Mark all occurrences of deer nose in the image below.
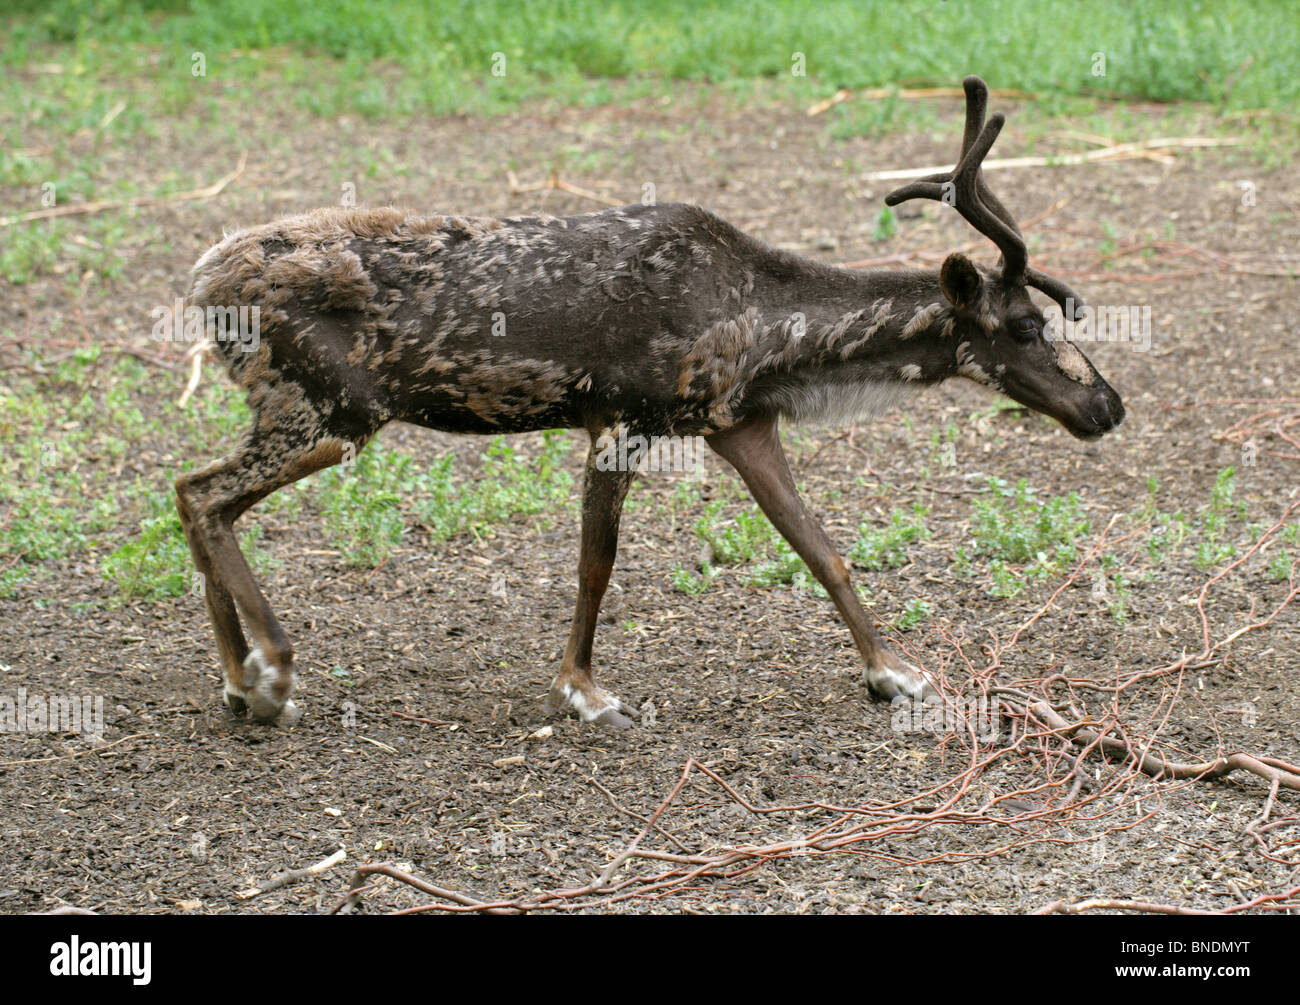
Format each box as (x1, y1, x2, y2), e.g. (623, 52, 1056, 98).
(1094, 387, 1125, 431)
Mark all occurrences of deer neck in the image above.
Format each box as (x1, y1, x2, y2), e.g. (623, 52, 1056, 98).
(730, 261, 961, 425)
(748, 261, 961, 379)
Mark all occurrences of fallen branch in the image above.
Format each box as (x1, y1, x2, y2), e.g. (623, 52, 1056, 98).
(507, 168, 624, 208)
(1034, 886, 1300, 915)
(863, 137, 1241, 182)
(236, 848, 347, 900)
(1026, 700, 1300, 792)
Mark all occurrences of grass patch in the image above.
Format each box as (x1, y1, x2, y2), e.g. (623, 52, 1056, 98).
(3, 0, 1298, 123)
(972, 476, 1089, 564)
(967, 476, 1090, 598)
(101, 489, 273, 602)
(850, 505, 931, 570)
(313, 430, 576, 567)
(0, 339, 580, 600)
(678, 497, 823, 596)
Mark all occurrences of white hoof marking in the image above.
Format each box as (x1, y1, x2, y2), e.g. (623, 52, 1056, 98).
(242, 647, 296, 721)
(552, 681, 627, 723)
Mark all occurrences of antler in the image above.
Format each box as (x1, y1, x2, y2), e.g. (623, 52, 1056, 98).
(884, 76, 1085, 321)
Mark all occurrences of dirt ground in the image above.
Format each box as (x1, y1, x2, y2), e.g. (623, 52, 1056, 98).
(2, 87, 1298, 914)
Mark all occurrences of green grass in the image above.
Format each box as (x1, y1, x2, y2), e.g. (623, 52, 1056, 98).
(954, 468, 1282, 613)
(682, 496, 932, 600)
(850, 505, 931, 570)
(1266, 525, 1300, 582)
(680, 498, 824, 596)
(3, 2, 1295, 288)
(0, 340, 580, 601)
(1194, 466, 1245, 570)
(99, 430, 577, 597)
(3, 0, 1298, 122)
(0, 346, 163, 597)
(101, 489, 274, 602)
(4, 338, 1289, 633)
(313, 430, 576, 567)
(966, 476, 1090, 598)
(890, 597, 930, 632)
(971, 477, 1090, 565)
(695, 500, 775, 566)
(0, 215, 135, 285)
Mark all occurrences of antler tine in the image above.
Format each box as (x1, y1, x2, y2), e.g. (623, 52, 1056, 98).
(886, 107, 1028, 281)
(960, 81, 1084, 316)
(959, 75, 989, 160)
(885, 75, 1090, 317)
(1025, 266, 1087, 322)
(884, 77, 998, 208)
(881, 174, 950, 204)
(967, 82, 1083, 317)
(962, 75, 1024, 241)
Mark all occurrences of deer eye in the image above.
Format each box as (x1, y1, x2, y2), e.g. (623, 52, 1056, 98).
(1011, 317, 1040, 341)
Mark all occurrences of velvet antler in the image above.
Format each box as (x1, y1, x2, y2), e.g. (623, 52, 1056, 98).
(885, 76, 1086, 321)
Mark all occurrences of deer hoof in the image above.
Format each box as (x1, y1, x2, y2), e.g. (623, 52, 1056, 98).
(863, 656, 938, 703)
(242, 647, 297, 723)
(543, 686, 567, 716)
(223, 684, 249, 716)
(546, 679, 637, 729)
(593, 706, 635, 730)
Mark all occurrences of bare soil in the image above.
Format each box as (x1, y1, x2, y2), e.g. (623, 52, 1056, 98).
(2, 88, 1297, 914)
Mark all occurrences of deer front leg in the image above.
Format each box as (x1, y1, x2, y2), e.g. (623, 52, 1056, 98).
(707, 415, 937, 702)
(545, 431, 638, 729)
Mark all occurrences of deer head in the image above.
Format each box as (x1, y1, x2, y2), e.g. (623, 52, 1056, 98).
(884, 76, 1125, 440)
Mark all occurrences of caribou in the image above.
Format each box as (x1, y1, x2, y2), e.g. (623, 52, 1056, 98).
(177, 76, 1123, 728)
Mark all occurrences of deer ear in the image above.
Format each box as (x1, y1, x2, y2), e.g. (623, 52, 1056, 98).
(939, 253, 982, 311)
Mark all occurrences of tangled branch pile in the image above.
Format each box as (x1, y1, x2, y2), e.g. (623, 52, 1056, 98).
(338, 406, 1300, 916)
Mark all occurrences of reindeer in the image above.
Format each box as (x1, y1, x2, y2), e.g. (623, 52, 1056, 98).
(177, 76, 1123, 728)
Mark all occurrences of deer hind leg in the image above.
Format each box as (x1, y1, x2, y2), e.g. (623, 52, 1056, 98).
(177, 418, 366, 723)
(545, 431, 638, 729)
(177, 494, 252, 714)
(707, 415, 937, 702)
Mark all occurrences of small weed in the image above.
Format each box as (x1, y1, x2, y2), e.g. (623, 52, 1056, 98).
(102, 490, 274, 602)
(890, 598, 930, 632)
(850, 505, 931, 570)
(872, 205, 897, 242)
(689, 500, 821, 595)
(1194, 467, 1241, 570)
(315, 431, 577, 567)
(672, 561, 715, 595)
(971, 477, 1089, 566)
